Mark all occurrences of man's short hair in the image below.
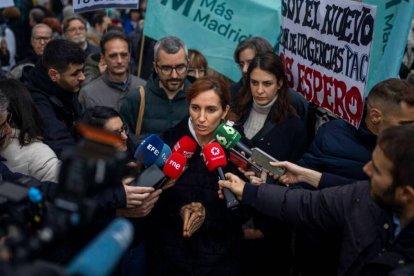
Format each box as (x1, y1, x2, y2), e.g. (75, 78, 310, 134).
(367, 78, 414, 112)
(378, 124, 414, 188)
(0, 90, 9, 114)
(91, 11, 106, 27)
(62, 15, 87, 33)
(100, 31, 128, 54)
(29, 8, 45, 24)
(42, 39, 85, 72)
(31, 23, 52, 38)
(233, 36, 273, 64)
(154, 36, 188, 62)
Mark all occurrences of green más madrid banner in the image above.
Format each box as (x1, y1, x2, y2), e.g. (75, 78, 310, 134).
(144, 0, 281, 82)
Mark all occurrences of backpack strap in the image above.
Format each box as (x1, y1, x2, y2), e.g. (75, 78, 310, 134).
(135, 86, 145, 136)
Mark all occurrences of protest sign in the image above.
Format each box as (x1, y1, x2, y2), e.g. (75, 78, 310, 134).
(73, 0, 138, 13)
(363, 0, 414, 95)
(144, 0, 281, 81)
(279, 0, 376, 127)
(0, 0, 14, 9)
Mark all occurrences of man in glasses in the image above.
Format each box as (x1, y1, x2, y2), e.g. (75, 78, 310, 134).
(120, 36, 192, 139)
(78, 31, 145, 112)
(10, 23, 52, 79)
(62, 15, 100, 57)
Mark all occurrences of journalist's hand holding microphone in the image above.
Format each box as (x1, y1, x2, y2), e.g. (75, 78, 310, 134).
(218, 173, 246, 200)
(219, 162, 323, 199)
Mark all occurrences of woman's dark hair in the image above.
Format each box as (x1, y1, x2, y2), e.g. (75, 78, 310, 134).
(80, 106, 121, 128)
(234, 52, 296, 124)
(80, 106, 136, 158)
(187, 75, 230, 110)
(188, 49, 208, 70)
(0, 78, 43, 145)
(233, 36, 273, 64)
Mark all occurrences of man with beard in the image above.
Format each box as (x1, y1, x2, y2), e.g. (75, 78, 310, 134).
(62, 15, 100, 57)
(78, 31, 145, 111)
(120, 36, 192, 139)
(21, 39, 85, 158)
(219, 124, 414, 276)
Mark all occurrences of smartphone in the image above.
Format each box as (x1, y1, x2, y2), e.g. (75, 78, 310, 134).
(229, 149, 261, 175)
(131, 164, 166, 188)
(251, 148, 286, 176)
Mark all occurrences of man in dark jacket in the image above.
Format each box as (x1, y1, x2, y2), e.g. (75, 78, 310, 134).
(21, 39, 85, 158)
(219, 124, 414, 276)
(298, 78, 414, 180)
(120, 36, 191, 139)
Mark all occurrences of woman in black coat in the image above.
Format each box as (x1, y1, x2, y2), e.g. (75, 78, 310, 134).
(232, 52, 308, 275)
(146, 76, 248, 276)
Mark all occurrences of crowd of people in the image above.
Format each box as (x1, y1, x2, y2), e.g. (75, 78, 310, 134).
(0, 1, 414, 275)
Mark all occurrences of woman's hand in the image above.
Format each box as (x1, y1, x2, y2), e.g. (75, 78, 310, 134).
(180, 202, 206, 238)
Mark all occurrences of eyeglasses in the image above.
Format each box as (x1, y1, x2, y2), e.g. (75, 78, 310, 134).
(110, 124, 129, 136)
(33, 36, 52, 42)
(66, 26, 86, 33)
(156, 63, 188, 76)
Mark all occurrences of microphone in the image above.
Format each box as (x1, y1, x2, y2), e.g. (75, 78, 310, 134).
(133, 134, 164, 166)
(154, 143, 172, 168)
(213, 124, 252, 157)
(172, 135, 197, 159)
(66, 218, 133, 276)
(202, 142, 239, 209)
(162, 152, 187, 179)
(132, 152, 187, 189)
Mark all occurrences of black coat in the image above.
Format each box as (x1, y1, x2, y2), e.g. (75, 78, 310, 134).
(242, 178, 414, 276)
(20, 62, 83, 158)
(146, 118, 248, 276)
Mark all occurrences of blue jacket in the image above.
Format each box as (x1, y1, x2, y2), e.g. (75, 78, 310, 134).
(298, 118, 376, 180)
(242, 179, 414, 276)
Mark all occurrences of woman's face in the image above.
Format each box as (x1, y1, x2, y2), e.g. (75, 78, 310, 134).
(189, 89, 229, 143)
(104, 116, 128, 151)
(238, 48, 256, 78)
(250, 68, 282, 106)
